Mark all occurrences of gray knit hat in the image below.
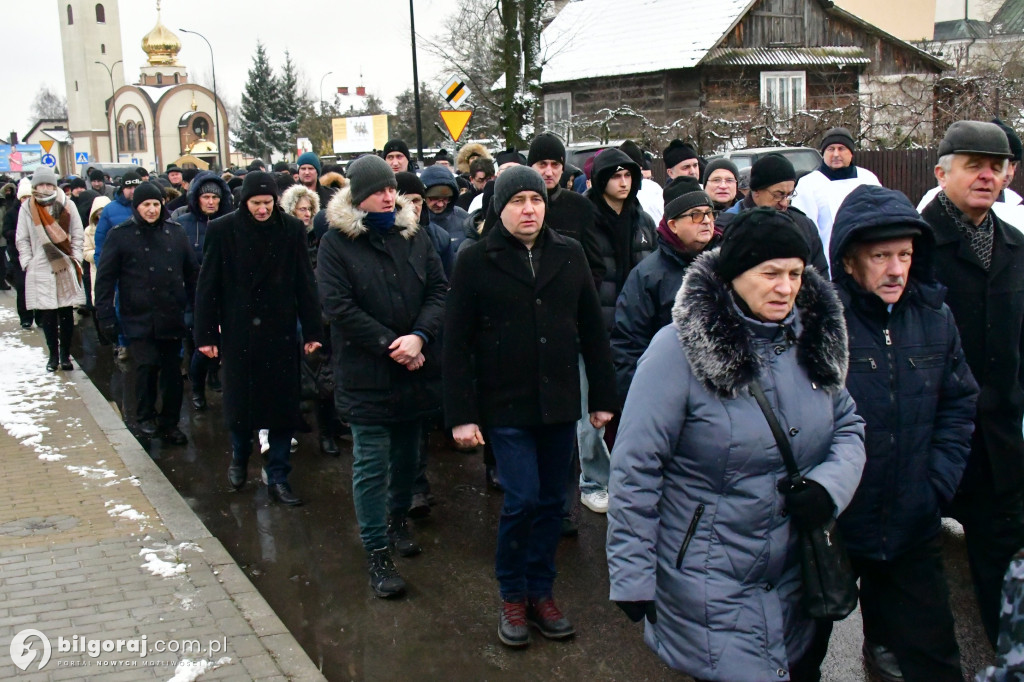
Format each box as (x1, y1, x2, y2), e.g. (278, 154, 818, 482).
(347, 154, 397, 206)
(31, 167, 59, 188)
(492, 165, 547, 216)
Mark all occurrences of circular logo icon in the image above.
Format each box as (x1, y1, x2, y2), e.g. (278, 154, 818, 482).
(9, 629, 51, 671)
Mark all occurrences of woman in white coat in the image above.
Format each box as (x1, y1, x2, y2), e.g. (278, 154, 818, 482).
(16, 167, 85, 371)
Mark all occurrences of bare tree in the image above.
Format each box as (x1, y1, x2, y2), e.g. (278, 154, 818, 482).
(31, 86, 68, 122)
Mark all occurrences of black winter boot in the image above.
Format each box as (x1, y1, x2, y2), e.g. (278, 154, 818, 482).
(367, 548, 406, 598)
(387, 516, 422, 557)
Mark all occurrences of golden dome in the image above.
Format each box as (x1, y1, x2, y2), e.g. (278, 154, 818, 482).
(141, 10, 181, 66)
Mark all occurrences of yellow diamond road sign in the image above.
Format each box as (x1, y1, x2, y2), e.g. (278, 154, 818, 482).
(440, 76, 470, 108)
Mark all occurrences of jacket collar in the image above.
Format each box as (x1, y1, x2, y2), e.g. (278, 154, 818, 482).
(485, 223, 570, 291)
(922, 196, 1024, 277)
(325, 186, 419, 240)
(671, 248, 849, 397)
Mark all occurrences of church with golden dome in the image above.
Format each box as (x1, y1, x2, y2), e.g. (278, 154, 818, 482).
(58, 0, 229, 171)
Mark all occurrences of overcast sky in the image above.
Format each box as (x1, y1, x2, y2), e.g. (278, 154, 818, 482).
(2, 0, 456, 140)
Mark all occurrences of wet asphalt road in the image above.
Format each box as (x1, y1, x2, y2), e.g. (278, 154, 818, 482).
(71, 320, 994, 681)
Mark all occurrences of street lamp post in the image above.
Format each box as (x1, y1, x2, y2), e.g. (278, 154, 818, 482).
(95, 59, 123, 162)
(409, 0, 424, 164)
(179, 28, 223, 170)
(319, 71, 333, 116)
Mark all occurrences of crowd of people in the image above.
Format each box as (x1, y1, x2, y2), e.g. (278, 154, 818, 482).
(4, 117, 1024, 681)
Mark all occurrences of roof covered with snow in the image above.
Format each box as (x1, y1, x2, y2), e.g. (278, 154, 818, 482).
(539, 0, 756, 84)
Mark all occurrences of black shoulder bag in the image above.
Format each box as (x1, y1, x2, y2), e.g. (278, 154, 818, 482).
(749, 380, 858, 621)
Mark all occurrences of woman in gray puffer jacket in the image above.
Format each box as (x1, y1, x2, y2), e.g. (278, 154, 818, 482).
(607, 208, 865, 682)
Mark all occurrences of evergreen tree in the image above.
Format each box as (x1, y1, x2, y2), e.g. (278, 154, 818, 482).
(235, 41, 285, 161)
(275, 50, 305, 157)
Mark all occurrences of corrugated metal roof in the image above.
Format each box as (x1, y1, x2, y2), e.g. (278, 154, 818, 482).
(932, 19, 992, 40)
(992, 0, 1024, 34)
(704, 46, 871, 67)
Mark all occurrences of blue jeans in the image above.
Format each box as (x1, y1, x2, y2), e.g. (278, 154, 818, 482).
(350, 421, 421, 552)
(487, 423, 575, 601)
(576, 355, 610, 494)
(231, 428, 293, 486)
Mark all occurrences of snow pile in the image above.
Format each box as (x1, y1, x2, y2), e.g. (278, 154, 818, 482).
(166, 656, 232, 682)
(139, 542, 203, 578)
(0, 328, 70, 457)
(67, 464, 118, 479)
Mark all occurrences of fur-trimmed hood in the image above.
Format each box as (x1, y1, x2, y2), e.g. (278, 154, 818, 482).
(280, 184, 320, 231)
(325, 185, 420, 240)
(671, 248, 848, 397)
(456, 143, 492, 174)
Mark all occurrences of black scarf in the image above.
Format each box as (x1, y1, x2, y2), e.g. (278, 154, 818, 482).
(818, 160, 858, 181)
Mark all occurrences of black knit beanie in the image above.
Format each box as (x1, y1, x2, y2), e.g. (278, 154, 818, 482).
(492, 165, 547, 216)
(495, 148, 526, 167)
(132, 181, 165, 208)
(240, 171, 279, 204)
(347, 154, 397, 206)
(382, 139, 412, 162)
(198, 181, 222, 197)
(702, 158, 740, 186)
(395, 171, 425, 198)
(820, 127, 856, 153)
(663, 139, 697, 169)
(527, 134, 566, 166)
(663, 177, 712, 220)
(749, 154, 796, 191)
(717, 207, 810, 282)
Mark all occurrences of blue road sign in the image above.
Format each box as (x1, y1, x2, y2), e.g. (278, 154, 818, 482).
(75, 152, 89, 164)
(41, 154, 57, 167)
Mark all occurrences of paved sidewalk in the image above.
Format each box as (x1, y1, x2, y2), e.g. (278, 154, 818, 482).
(0, 295, 326, 681)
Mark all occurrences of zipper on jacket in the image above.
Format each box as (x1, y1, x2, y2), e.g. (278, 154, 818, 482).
(908, 353, 944, 368)
(883, 328, 892, 346)
(850, 356, 877, 370)
(527, 249, 535, 278)
(675, 504, 705, 569)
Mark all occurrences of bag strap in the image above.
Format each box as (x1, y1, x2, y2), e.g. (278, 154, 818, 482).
(748, 380, 802, 485)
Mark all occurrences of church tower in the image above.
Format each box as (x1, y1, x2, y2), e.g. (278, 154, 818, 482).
(57, 0, 125, 162)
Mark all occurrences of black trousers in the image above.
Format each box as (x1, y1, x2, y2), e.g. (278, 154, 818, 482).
(850, 538, 962, 681)
(38, 307, 74, 358)
(81, 260, 93, 308)
(129, 338, 183, 429)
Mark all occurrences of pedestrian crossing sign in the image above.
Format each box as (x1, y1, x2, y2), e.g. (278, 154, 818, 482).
(76, 152, 89, 164)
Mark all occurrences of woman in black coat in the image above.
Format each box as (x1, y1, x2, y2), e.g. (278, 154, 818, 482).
(193, 172, 322, 505)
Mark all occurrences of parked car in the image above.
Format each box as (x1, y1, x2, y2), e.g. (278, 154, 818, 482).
(706, 146, 822, 180)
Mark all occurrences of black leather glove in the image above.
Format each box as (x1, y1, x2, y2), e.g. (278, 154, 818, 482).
(784, 479, 834, 532)
(615, 600, 657, 624)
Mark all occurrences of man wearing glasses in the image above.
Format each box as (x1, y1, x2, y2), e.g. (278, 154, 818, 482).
(723, 153, 828, 273)
(610, 176, 720, 401)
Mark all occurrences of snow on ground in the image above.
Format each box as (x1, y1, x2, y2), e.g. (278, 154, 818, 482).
(138, 542, 203, 578)
(166, 656, 232, 682)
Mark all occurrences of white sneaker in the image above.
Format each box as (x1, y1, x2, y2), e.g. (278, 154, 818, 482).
(580, 489, 609, 514)
(258, 429, 270, 454)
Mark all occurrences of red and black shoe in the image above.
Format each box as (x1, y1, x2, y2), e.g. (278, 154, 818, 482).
(527, 597, 576, 639)
(498, 599, 530, 647)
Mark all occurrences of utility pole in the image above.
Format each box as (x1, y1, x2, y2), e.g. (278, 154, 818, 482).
(409, 0, 425, 164)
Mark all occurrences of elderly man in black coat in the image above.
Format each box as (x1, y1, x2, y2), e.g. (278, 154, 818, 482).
(444, 166, 617, 649)
(193, 172, 322, 507)
(830, 185, 978, 682)
(317, 155, 446, 600)
(95, 181, 199, 445)
(920, 120, 1024, 648)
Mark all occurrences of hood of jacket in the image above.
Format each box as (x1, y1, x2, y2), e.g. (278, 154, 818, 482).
(590, 148, 642, 206)
(186, 171, 234, 219)
(829, 184, 936, 285)
(420, 165, 460, 215)
(456, 143, 491, 174)
(325, 186, 420, 240)
(672, 247, 848, 397)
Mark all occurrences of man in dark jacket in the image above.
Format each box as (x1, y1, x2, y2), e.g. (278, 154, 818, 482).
(89, 168, 115, 198)
(579, 148, 655, 514)
(831, 184, 978, 682)
(93, 172, 140, 265)
(444, 165, 617, 648)
(920, 120, 1024, 648)
(722, 154, 828, 274)
(95, 182, 199, 446)
(611, 177, 720, 401)
(296, 151, 337, 210)
(528, 133, 593, 244)
(177, 171, 233, 410)
(421, 164, 474, 254)
(194, 172, 323, 507)
(318, 155, 446, 599)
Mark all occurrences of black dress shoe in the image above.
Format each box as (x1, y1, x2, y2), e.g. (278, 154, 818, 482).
(46, 356, 58, 372)
(320, 435, 340, 457)
(191, 392, 207, 411)
(862, 642, 904, 682)
(228, 463, 247, 490)
(268, 482, 303, 506)
(160, 426, 188, 446)
(136, 420, 159, 438)
(59, 357, 74, 371)
(20, 322, 33, 329)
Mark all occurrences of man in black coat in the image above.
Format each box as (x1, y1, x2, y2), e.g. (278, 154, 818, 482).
(921, 120, 1024, 648)
(444, 165, 617, 649)
(528, 133, 594, 244)
(611, 177, 720, 401)
(193, 172, 323, 507)
(579, 148, 655, 514)
(95, 182, 199, 445)
(831, 185, 978, 682)
(318, 155, 446, 599)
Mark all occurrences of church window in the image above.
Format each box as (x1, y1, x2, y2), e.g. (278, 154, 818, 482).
(67, 5, 73, 24)
(156, 74, 163, 85)
(74, 81, 78, 92)
(126, 122, 136, 152)
(101, 44, 106, 54)
(174, 74, 180, 84)
(137, 122, 146, 151)
(117, 125, 126, 151)
(95, 4, 105, 23)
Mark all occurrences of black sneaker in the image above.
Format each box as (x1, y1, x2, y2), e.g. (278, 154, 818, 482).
(367, 548, 406, 598)
(498, 600, 530, 648)
(387, 516, 422, 557)
(527, 597, 576, 639)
